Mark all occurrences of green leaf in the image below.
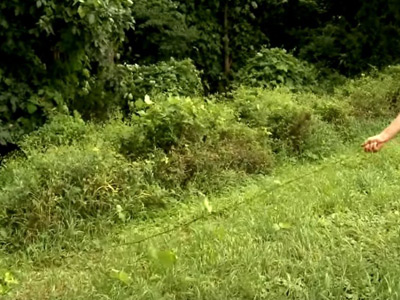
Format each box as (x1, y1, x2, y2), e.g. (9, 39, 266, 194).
(279, 222, 292, 230)
(157, 250, 177, 267)
(204, 198, 212, 213)
(272, 223, 281, 231)
(0, 228, 7, 239)
(144, 95, 154, 105)
(110, 270, 131, 285)
(77, 6, 86, 18)
(0, 285, 6, 295)
(27, 103, 37, 114)
(88, 14, 96, 24)
(4, 272, 18, 285)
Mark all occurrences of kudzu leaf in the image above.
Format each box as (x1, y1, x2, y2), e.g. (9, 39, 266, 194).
(157, 250, 177, 267)
(204, 198, 212, 213)
(27, 103, 37, 114)
(110, 269, 131, 285)
(279, 222, 292, 229)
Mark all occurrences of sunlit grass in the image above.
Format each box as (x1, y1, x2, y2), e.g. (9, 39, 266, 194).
(3, 139, 400, 299)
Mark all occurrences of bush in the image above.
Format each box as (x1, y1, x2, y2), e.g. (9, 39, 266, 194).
(115, 95, 234, 158)
(153, 124, 274, 191)
(19, 112, 89, 153)
(0, 94, 276, 250)
(234, 47, 318, 91)
(336, 66, 400, 118)
(0, 146, 125, 248)
(233, 88, 314, 154)
(110, 58, 203, 106)
(0, 144, 172, 250)
(300, 119, 343, 160)
(126, 96, 274, 191)
(294, 93, 353, 125)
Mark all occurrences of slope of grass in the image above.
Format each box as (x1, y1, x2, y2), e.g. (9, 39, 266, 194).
(2, 68, 400, 299)
(3, 136, 400, 299)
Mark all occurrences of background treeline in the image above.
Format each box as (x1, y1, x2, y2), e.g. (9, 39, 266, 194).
(1, 0, 400, 146)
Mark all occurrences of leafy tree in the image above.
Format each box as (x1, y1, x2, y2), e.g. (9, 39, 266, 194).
(297, 0, 400, 74)
(179, 0, 271, 92)
(0, 0, 134, 144)
(122, 0, 197, 64)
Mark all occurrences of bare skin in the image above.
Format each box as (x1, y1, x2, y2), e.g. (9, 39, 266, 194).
(363, 114, 400, 152)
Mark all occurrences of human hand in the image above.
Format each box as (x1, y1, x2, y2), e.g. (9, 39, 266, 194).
(362, 133, 390, 153)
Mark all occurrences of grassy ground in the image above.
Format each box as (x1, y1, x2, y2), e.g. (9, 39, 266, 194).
(3, 132, 400, 299)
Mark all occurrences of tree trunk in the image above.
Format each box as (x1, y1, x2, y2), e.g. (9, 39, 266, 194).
(223, 1, 231, 77)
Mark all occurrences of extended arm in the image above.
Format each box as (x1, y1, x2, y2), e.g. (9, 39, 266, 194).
(363, 114, 400, 152)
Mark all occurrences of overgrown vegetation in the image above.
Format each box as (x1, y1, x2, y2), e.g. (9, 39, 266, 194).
(2, 0, 400, 298)
(1, 68, 400, 254)
(3, 118, 400, 300)
(234, 48, 318, 91)
(2, 0, 400, 141)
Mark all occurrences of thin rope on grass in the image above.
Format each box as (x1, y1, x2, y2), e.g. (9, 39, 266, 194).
(115, 153, 356, 248)
(111, 138, 400, 249)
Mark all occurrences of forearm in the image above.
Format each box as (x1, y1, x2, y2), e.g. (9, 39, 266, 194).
(381, 114, 400, 141)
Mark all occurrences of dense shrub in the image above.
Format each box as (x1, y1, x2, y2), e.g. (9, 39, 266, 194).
(153, 124, 274, 191)
(19, 113, 89, 153)
(0, 94, 275, 250)
(300, 118, 343, 160)
(233, 88, 314, 154)
(0, 145, 170, 250)
(3, 67, 400, 251)
(294, 93, 353, 125)
(234, 48, 318, 91)
(336, 66, 400, 118)
(110, 59, 203, 106)
(111, 95, 233, 158)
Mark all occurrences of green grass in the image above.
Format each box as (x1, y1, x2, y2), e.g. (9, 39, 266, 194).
(3, 136, 400, 299)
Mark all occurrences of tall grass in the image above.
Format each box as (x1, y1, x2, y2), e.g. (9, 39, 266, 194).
(1, 67, 400, 253)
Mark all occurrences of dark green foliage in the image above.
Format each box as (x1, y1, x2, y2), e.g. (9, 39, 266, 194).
(297, 0, 400, 75)
(178, 0, 270, 91)
(2, 0, 400, 141)
(0, 0, 134, 141)
(111, 59, 203, 106)
(123, 0, 197, 63)
(235, 48, 318, 91)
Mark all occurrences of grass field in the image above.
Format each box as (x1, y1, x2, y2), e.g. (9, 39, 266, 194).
(3, 129, 400, 299)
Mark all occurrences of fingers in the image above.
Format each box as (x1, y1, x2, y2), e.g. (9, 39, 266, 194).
(362, 138, 373, 152)
(363, 140, 385, 153)
(371, 142, 378, 152)
(362, 137, 375, 148)
(362, 135, 379, 152)
(363, 141, 374, 152)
